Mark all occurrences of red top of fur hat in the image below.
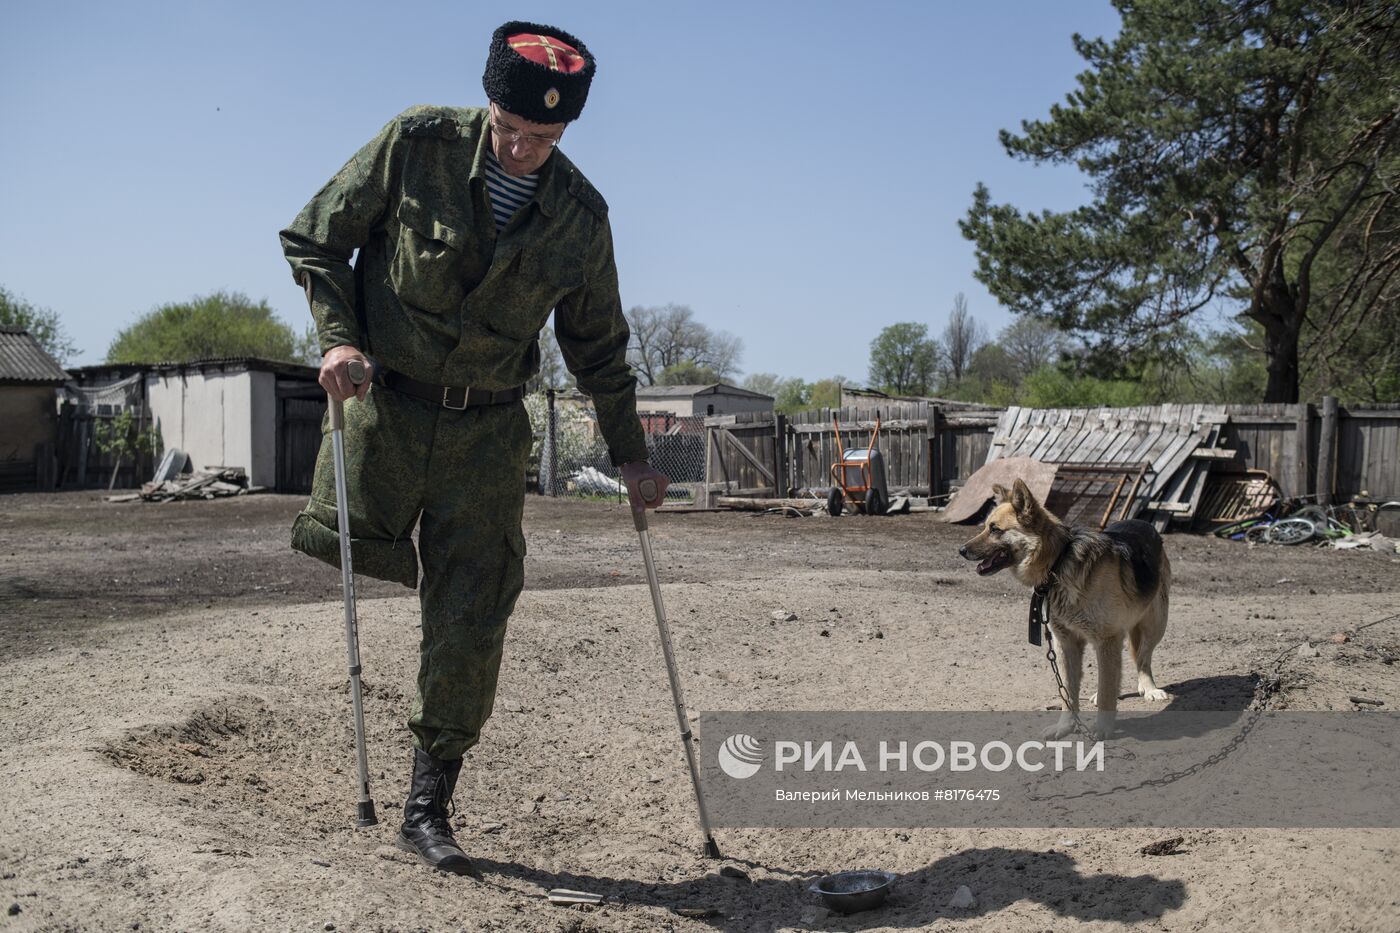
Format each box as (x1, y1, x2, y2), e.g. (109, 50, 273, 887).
(506, 33, 587, 73)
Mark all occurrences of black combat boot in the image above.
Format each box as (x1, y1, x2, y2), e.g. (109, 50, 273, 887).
(396, 748, 480, 877)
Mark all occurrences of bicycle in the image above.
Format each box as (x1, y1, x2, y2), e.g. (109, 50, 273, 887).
(1216, 496, 1398, 547)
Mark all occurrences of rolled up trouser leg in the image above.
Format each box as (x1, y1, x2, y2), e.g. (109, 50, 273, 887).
(408, 400, 532, 761)
(290, 387, 426, 589)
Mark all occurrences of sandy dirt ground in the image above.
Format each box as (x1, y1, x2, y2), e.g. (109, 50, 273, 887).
(2, 491, 1398, 932)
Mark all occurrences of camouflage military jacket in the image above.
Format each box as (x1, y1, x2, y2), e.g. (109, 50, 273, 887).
(281, 104, 647, 464)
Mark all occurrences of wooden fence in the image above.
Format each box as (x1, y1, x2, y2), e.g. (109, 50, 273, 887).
(703, 411, 783, 499)
(1224, 400, 1400, 500)
(55, 403, 157, 491)
(701, 403, 1001, 503)
(701, 398, 1400, 508)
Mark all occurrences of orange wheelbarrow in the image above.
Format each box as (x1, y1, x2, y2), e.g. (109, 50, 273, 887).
(827, 414, 890, 517)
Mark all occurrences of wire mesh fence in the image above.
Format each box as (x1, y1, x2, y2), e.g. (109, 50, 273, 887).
(527, 391, 707, 503)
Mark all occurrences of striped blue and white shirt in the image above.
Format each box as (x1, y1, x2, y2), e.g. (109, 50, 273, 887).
(484, 150, 539, 233)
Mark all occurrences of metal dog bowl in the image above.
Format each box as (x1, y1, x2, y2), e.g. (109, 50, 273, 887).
(808, 869, 897, 914)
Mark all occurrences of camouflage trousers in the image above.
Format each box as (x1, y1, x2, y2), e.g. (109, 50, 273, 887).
(291, 384, 531, 760)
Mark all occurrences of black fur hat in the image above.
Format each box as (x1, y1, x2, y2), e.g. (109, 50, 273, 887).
(482, 21, 596, 124)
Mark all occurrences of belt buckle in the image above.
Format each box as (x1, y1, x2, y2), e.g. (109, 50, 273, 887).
(442, 386, 469, 410)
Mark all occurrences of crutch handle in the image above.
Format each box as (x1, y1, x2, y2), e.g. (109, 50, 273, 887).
(328, 359, 368, 431)
(632, 478, 659, 532)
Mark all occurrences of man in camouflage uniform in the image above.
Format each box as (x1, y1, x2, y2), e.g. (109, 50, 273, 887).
(281, 21, 668, 877)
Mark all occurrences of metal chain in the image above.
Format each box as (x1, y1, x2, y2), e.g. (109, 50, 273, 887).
(1028, 610, 1400, 802)
(1043, 630, 1094, 739)
(1033, 576, 1094, 739)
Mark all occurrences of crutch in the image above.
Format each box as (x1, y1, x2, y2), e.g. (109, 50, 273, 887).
(329, 357, 377, 828)
(633, 479, 721, 858)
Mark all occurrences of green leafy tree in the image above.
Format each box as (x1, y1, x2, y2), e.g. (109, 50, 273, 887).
(296, 324, 322, 368)
(1296, 243, 1400, 403)
(962, 0, 1400, 403)
(0, 286, 76, 364)
(93, 408, 160, 490)
(741, 372, 782, 397)
(997, 317, 1071, 381)
(1133, 325, 1269, 403)
(107, 291, 316, 364)
(950, 343, 1020, 405)
(658, 359, 721, 385)
(523, 390, 597, 472)
(808, 377, 846, 410)
(743, 372, 811, 413)
(868, 323, 939, 395)
(1020, 366, 1146, 408)
(773, 379, 812, 414)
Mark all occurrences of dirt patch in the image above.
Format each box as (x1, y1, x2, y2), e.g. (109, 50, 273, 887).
(1, 492, 1398, 931)
(102, 698, 266, 786)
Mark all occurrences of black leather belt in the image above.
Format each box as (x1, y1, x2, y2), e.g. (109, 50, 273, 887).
(378, 368, 525, 409)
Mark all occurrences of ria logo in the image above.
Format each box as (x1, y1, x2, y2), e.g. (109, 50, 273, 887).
(717, 734, 765, 779)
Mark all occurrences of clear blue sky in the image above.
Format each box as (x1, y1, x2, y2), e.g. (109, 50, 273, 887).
(0, 0, 1122, 382)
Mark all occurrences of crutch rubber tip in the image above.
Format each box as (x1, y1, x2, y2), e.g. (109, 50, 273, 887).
(356, 801, 379, 828)
(703, 837, 722, 859)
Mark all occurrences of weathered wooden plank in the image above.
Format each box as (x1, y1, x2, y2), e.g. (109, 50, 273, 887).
(1318, 396, 1339, 505)
(1010, 422, 1046, 459)
(1177, 425, 1223, 520)
(719, 429, 774, 487)
(1339, 409, 1400, 419)
(789, 419, 924, 434)
(1148, 429, 1207, 504)
(1098, 420, 1145, 465)
(1292, 403, 1311, 498)
(705, 485, 771, 496)
(1059, 422, 1095, 463)
(1121, 423, 1168, 471)
(1091, 418, 1126, 464)
(706, 417, 776, 431)
(1037, 411, 1086, 460)
(716, 496, 823, 511)
(1069, 417, 1116, 464)
(1228, 413, 1307, 425)
(1148, 428, 1199, 480)
(985, 408, 1019, 462)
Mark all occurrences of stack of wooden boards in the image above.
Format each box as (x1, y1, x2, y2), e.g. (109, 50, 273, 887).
(107, 467, 263, 503)
(982, 404, 1233, 530)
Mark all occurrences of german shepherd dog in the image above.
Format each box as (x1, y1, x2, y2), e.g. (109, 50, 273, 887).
(959, 479, 1171, 739)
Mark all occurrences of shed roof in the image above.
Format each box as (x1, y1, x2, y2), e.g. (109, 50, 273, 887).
(68, 356, 320, 382)
(635, 383, 773, 401)
(0, 327, 69, 384)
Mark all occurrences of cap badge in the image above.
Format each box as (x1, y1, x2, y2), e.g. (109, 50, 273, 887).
(543, 87, 561, 109)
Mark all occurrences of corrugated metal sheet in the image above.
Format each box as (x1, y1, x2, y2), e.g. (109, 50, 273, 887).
(0, 327, 68, 383)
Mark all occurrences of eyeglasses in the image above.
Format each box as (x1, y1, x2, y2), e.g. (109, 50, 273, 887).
(489, 110, 562, 149)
